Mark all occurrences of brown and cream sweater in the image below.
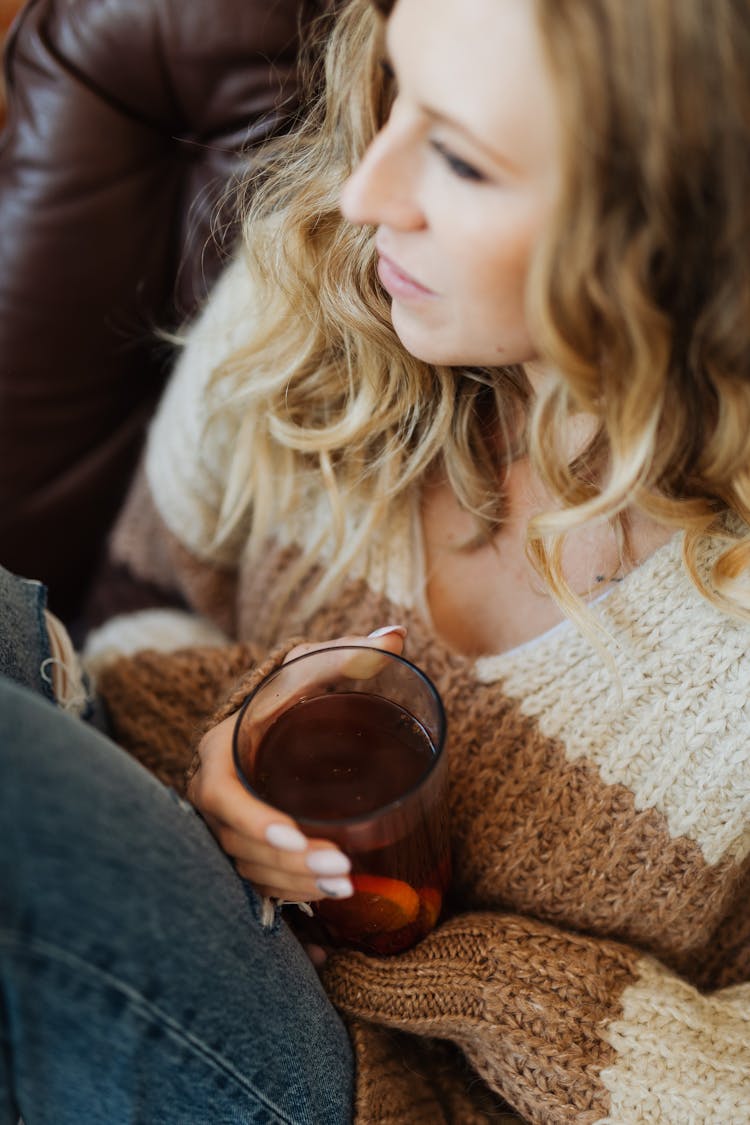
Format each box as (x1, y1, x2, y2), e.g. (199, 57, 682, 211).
(91, 262, 750, 1124)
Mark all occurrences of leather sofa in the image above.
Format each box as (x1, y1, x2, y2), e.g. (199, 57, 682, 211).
(0, 0, 327, 623)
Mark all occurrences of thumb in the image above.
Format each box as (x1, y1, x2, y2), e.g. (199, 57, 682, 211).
(284, 625, 407, 679)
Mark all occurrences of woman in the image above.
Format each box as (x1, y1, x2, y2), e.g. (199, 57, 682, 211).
(4, 0, 750, 1121)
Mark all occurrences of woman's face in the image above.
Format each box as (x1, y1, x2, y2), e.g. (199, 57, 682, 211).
(340, 0, 561, 368)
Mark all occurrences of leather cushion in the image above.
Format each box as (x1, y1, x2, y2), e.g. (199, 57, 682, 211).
(0, 0, 316, 618)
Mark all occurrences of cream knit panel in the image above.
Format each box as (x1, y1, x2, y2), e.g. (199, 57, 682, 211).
(146, 255, 256, 568)
(596, 958, 750, 1124)
(269, 489, 420, 612)
(476, 534, 750, 867)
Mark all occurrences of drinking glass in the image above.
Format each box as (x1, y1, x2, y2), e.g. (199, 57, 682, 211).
(233, 645, 450, 955)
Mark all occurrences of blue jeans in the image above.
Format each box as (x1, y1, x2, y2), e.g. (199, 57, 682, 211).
(0, 568, 354, 1124)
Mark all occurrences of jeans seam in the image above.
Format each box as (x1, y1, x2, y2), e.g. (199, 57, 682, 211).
(32, 581, 56, 705)
(0, 933, 299, 1125)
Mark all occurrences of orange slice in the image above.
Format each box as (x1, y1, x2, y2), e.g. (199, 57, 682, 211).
(417, 885, 443, 930)
(320, 874, 420, 938)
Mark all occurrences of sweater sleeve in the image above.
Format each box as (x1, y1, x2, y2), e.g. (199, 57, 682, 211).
(100, 252, 259, 623)
(142, 252, 260, 570)
(96, 635, 303, 792)
(322, 909, 750, 1124)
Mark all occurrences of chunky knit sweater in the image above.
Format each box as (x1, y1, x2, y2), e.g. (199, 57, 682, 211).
(93, 261, 750, 1124)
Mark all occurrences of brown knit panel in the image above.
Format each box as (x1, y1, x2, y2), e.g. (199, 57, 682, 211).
(164, 534, 239, 639)
(235, 540, 358, 648)
(325, 912, 641, 1124)
(349, 1020, 448, 1125)
(348, 1020, 524, 1124)
(288, 573, 401, 648)
(99, 637, 305, 793)
(109, 468, 239, 636)
(439, 664, 742, 971)
(687, 854, 750, 990)
(281, 578, 743, 973)
(202, 637, 307, 730)
(97, 642, 261, 792)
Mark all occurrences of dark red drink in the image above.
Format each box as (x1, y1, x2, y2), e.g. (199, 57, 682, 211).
(253, 692, 434, 820)
(233, 646, 449, 954)
(252, 691, 450, 953)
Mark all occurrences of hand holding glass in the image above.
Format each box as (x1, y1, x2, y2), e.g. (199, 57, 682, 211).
(233, 646, 450, 955)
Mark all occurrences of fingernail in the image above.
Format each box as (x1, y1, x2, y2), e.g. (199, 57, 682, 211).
(367, 625, 407, 639)
(266, 824, 308, 852)
(306, 849, 351, 876)
(317, 877, 354, 898)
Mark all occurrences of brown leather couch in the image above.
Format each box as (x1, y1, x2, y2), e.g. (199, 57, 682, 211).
(0, 0, 326, 624)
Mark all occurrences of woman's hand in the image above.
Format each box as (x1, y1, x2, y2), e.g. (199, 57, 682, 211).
(187, 627, 406, 903)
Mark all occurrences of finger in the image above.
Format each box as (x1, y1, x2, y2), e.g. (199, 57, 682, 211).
(192, 715, 311, 849)
(234, 860, 321, 901)
(213, 825, 351, 881)
(192, 717, 354, 900)
(248, 881, 303, 901)
(236, 860, 353, 902)
(284, 624, 407, 679)
(193, 733, 352, 862)
(246, 626, 408, 731)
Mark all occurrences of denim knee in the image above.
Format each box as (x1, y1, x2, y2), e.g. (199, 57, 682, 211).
(0, 564, 54, 701)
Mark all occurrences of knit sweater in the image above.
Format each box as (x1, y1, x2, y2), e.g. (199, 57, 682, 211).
(94, 260, 750, 1124)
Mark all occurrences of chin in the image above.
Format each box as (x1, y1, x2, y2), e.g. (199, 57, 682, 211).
(390, 310, 504, 368)
(391, 306, 538, 368)
(391, 317, 460, 366)
(396, 337, 483, 367)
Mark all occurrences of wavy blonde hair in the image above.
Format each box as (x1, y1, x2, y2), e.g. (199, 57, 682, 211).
(210, 0, 750, 632)
(207, 0, 527, 627)
(526, 0, 750, 623)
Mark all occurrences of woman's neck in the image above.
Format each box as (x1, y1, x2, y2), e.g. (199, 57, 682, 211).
(420, 454, 673, 659)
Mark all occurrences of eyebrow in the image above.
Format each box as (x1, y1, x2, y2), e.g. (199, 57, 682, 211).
(419, 104, 522, 175)
(382, 40, 521, 176)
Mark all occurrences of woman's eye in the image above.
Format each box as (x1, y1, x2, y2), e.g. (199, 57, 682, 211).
(378, 57, 399, 106)
(379, 58, 396, 84)
(430, 140, 486, 183)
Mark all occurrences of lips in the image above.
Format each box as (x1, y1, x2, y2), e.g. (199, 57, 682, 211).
(376, 247, 437, 300)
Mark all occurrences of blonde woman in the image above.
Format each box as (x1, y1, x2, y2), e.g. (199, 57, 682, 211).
(3, 0, 750, 1121)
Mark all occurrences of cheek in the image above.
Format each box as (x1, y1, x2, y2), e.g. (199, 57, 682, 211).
(473, 222, 536, 308)
(456, 223, 541, 362)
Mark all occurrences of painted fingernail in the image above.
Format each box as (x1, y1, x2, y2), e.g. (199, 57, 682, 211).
(265, 824, 308, 852)
(317, 877, 354, 898)
(306, 849, 351, 876)
(367, 625, 407, 638)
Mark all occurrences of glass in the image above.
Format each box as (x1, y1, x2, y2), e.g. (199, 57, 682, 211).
(233, 645, 450, 954)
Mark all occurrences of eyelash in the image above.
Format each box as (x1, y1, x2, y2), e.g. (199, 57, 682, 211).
(379, 58, 396, 82)
(377, 58, 486, 184)
(429, 140, 486, 183)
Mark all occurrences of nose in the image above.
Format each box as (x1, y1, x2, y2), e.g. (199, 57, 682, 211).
(340, 109, 425, 231)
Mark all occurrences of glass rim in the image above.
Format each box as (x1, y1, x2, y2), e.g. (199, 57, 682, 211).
(232, 644, 447, 829)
